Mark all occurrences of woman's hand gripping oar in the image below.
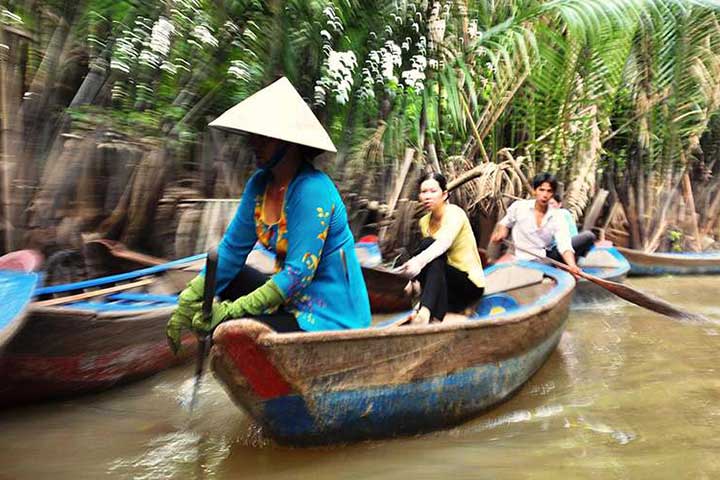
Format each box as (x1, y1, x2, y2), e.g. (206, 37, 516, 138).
(501, 240, 709, 323)
(189, 247, 218, 415)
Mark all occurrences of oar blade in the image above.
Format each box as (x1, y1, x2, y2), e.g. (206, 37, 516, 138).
(588, 276, 709, 322)
(504, 239, 710, 323)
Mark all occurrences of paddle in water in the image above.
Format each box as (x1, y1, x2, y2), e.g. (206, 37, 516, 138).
(189, 247, 219, 414)
(501, 240, 709, 323)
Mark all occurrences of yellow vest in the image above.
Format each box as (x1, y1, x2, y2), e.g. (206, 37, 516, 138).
(419, 204, 485, 288)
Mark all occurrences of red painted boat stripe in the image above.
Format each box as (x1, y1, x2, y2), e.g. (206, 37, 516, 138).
(0, 337, 194, 383)
(223, 335, 291, 399)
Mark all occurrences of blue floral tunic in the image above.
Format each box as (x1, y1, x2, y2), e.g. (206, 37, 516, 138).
(213, 162, 371, 331)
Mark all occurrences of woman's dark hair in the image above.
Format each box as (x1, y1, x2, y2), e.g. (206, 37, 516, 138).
(532, 172, 558, 192)
(552, 192, 563, 203)
(299, 145, 323, 159)
(418, 172, 448, 192)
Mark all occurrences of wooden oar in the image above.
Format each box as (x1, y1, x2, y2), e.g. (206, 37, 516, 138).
(189, 247, 218, 415)
(502, 240, 709, 322)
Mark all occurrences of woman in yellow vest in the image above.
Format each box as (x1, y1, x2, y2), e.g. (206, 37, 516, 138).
(395, 173, 485, 324)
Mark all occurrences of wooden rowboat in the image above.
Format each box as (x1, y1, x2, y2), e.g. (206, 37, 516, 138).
(0, 256, 204, 408)
(209, 261, 575, 445)
(616, 246, 720, 276)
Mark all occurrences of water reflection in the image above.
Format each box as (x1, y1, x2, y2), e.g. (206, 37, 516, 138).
(1, 277, 720, 478)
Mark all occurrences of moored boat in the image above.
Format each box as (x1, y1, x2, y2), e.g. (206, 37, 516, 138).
(209, 261, 575, 445)
(0, 255, 203, 408)
(616, 246, 720, 276)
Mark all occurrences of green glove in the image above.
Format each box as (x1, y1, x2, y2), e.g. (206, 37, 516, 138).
(166, 275, 205, 354)
(191, 280, 285, 333)
(190, 301, 234, 334)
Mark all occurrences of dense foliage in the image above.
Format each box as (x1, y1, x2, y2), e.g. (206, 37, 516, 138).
(2, 0, 720, 254)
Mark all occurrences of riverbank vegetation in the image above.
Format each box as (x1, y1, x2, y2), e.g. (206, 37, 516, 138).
(2, 0, 720, 265)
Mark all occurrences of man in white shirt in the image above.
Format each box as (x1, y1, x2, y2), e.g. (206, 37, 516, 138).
(490, 173, 595, 275)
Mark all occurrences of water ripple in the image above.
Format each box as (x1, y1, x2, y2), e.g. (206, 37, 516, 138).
(107, 430, 231, 479)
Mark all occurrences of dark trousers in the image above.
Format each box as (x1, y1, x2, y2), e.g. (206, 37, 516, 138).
(219, 266, 302, 333)
(414, 238, 484, 321)
(546, 231, 596, 263)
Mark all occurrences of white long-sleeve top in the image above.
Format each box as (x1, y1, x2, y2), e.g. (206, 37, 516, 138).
(498, 199, 574, 260)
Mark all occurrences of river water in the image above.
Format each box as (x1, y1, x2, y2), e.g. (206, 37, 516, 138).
(1, 276, 719, 479)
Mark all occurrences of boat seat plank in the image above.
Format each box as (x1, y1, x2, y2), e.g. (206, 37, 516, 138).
(485, 264, 544, 295)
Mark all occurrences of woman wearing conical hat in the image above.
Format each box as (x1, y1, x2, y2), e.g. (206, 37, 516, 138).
(166, 78, 371, 352)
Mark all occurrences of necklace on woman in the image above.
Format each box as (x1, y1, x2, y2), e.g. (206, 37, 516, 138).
(270, 180, 288, 196)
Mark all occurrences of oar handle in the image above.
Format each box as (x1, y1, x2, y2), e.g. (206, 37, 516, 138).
(501, 240, 589, 279)
(202, 248, 219, 322)
(190, 247, 218, 414)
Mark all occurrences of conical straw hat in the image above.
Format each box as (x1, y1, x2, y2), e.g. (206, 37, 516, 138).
(208, 77, 336, 153)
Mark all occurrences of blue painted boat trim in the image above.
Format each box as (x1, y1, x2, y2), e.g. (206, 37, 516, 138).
(64, 301, 175, 311)
(35, 253, 206, 295)
(0, 270, 40, 345)
(108, 293, 178, 303)
(260, 320, 566, 445)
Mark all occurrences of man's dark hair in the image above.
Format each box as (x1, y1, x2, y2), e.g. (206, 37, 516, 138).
(418, 172, 448, 192)
(532, 172, 558, 192)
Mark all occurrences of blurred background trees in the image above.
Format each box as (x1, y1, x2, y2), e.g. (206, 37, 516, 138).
(2, 0, 720, 264)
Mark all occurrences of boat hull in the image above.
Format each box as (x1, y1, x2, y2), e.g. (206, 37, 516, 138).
(0, 306, 195, 407)
(617, 247, 720, 276)
(211, 262, 574, 445)
(222, 322, 565, 445)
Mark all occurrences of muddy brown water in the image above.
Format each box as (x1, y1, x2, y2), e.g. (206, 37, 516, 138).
(1, 276, 719, 479)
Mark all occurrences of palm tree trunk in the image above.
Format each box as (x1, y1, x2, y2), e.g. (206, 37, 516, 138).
(0, 27, 16, 252)
(681, 172, 702, 251)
